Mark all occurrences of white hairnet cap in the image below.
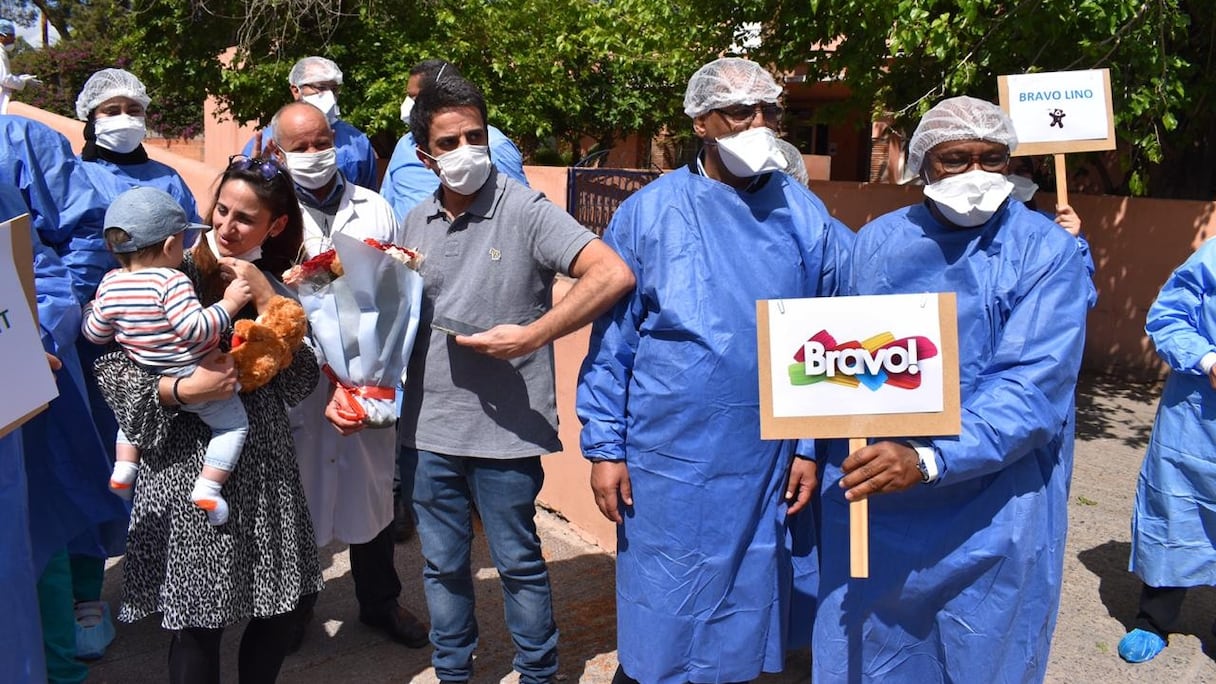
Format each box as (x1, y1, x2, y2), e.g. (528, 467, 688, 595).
(683, 57, 782, 118)
(289, 56, 343, 87)
(775, 138, 809, 185)
(75, 69, 151, 121)
(907, 96, 1018, 175)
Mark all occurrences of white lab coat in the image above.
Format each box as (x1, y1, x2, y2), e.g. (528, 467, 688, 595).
(290, 180, 408, 545)
(0, 50, 25, 114)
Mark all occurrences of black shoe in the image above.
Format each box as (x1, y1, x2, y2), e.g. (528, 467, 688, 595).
(358, 604, 429, 648)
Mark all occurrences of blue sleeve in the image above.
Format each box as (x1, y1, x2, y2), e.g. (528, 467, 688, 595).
(380, 133, 438, 222)
(32, 223, 82, 355)
(1076, 234, 1097, 309)
(0, 184, 80, 352)
(12, 133, 116, 305)
(932, 238, 1088, 485)
(1145, 240, 1216, 374)
(240, 135, 257, 158)
(489, 127, 530, 188)
(576, 204, 641, 462)
(335, 122, 378, 189)
(167, 174, 203, 224)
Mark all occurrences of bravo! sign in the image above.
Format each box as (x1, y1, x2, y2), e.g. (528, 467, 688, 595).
(998, 68, 1116, 156)
(757, 293, 960, 440)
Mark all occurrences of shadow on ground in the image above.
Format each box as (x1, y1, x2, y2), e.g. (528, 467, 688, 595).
(1075, 373, 1158, 449)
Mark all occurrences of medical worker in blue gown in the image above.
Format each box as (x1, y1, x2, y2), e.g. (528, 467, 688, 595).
(1, 115, 130, 670)
(242, 56, 379, 190)
(576, 57, 853, 684)
(380, 59, 529, 222)
(0, 183, 49, 684)
(74, 68, 202, 222)
(813, 96, 1088, 683)
(1119, 238, 1216, 663)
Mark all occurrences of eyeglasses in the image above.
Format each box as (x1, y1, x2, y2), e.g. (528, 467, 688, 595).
(714, 102, 784, 127)
(298, 82, 340, 95)
(227, 154, 285, 181)
(931, 150, 1011, 174)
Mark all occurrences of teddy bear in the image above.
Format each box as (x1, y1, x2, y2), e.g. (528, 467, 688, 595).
(229, 295, 308, 392)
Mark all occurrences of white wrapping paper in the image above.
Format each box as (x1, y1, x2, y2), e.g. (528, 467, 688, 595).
(297, 232, 423, 427)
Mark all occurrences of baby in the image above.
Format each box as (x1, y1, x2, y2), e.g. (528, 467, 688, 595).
(83, 187, 249, 525)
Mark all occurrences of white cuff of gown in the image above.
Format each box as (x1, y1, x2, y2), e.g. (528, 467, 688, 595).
(906, 439, 941, 484)
(1198, 351, 1216, 375)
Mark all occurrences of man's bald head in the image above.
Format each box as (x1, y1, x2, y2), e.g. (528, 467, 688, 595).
(271, 101, 333, 151)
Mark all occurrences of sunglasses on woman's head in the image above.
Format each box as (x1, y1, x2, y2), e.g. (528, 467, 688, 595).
(227, 154, 285, 181)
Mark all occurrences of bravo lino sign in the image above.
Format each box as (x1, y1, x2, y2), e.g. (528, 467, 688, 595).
(758, 293, 960, 439)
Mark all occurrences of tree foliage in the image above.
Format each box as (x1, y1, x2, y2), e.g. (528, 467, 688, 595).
(119, 0, 731, 161)
(718, 0, 1213, 197)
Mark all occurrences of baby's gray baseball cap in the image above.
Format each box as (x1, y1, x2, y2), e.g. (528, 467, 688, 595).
(104, 187, 207, 253)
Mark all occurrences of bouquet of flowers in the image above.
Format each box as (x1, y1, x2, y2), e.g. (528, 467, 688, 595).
(284, 233, 424, 427)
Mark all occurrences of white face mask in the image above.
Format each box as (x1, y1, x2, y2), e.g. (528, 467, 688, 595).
(424, 144, 492, 195)
(400, 96, 415, 125)
(283, 148, 338, 190)
(1007, 174, 1039, 203)
(94, 114, 147, 154)
(2, 43, 15, 54)
(923, 169, 1014, 227)
(301, 90, 339, 124)
(205, 229, 262, 262)
(714, 126, 785, 178)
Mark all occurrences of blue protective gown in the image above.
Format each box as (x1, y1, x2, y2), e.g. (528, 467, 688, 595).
(0, 185, 49, 684)
(243, 118, 378, 190)
(1130, 237, 1216, 587)
(78, 156, 202, 222)
(0, 115, 128, 567)
(813, 199, 1087, 683)
(577, 165, 852, 684)
(379, 125, 530, 222)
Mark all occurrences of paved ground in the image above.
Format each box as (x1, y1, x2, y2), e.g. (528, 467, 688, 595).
(84, 373, 1216, 683)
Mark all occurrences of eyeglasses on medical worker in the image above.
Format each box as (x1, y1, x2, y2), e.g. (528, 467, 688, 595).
(227, 154, 286, 181)
(930, 150, 1011, 174)
(715, 102, 784, 128)
(298, 82, 340, 95)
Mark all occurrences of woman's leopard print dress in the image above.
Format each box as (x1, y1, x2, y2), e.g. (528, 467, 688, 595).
(94, 261, 323, 630)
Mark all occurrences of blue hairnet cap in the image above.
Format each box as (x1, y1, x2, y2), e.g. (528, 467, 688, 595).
(0, 19, 15, 37)
(104, 187, 206, 253)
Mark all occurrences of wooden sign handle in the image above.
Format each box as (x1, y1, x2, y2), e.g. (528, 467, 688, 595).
(849, 436, 869, 578)
(1053, 154, 1069, 208)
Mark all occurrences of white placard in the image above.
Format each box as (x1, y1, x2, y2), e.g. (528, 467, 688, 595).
(765, 294, 944, 418)
(1004, 69, 1110, 145)
(0, 218, 58, 433)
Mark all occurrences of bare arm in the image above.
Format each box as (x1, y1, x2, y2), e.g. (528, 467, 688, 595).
(457, 239, 635, 359)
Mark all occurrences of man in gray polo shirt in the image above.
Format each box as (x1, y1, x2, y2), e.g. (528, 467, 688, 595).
(397, 75, 634, 684)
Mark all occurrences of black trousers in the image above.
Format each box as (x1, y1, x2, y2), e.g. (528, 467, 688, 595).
(1134, 583, 1187, 637)
(167, 599, 310, 684)
(348, 522, 402, 613)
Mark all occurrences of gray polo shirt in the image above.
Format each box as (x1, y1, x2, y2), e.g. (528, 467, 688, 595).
(398, 169, 596, 458)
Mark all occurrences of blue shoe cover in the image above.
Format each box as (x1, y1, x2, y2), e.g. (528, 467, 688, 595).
(75, 601, 116, 660)
(1118, 628, 1166, 663)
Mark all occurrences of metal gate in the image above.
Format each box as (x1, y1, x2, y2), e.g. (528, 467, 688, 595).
(566, 168, 662, 237)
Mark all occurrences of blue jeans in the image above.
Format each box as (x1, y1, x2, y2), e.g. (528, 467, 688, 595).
(400, 448, 558, 683)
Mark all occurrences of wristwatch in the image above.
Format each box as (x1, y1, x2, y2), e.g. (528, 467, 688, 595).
(909, 441, 939, 484)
